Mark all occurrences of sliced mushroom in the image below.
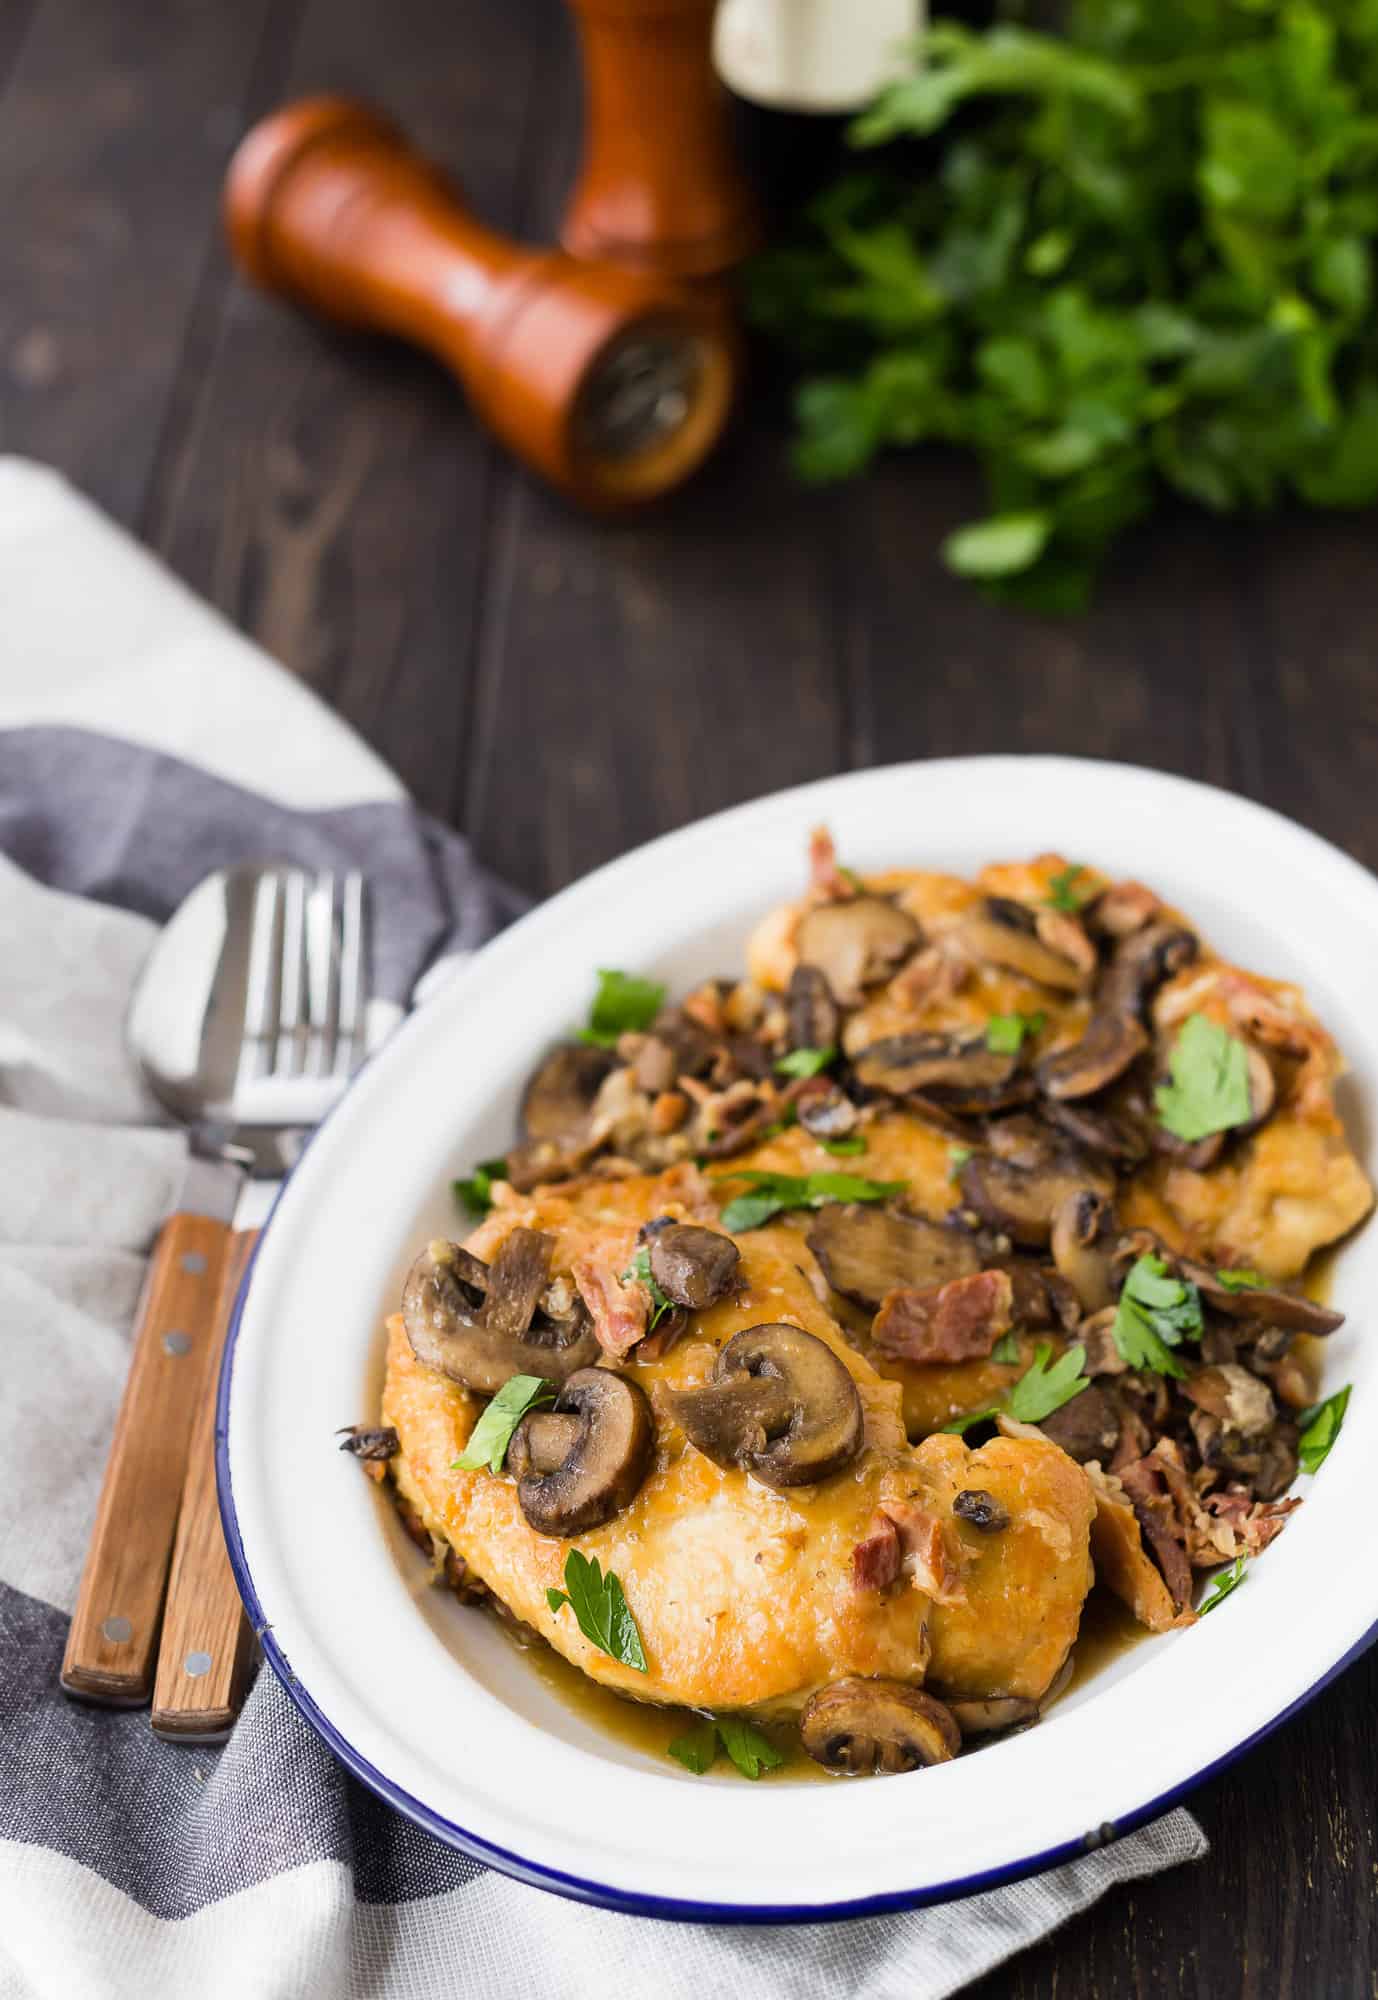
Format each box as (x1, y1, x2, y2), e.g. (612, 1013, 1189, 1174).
(795, 895, 920, 1006)
(957, 1152, 1113, 1249)
(797, 1079, 859, 1140)
(402, 1232, 599, 1395)
(1037, 1012, 1149, 1101)
(787, 962, 840, 1052)
(958, 897, 1089, 992)
(1050, 1189, 1117, 1313)
(800, 1678, 960, 1774)
(1037, 1383, 1121, 1464)
(1041, 1096, 1148, 1167)
(520, 1043, 617, 1143)
(1099, 920, 1199, 1018)
(948, 1695, 1038, 1739)
(807, 1203, 980, 1308)
(508, 1367, 653, 1537)
(641, 1220, 740, 1309)
(852, 1033, 1031, 1114)
(1173, 1258, 1343, 1336)
(664, 1323, 863, 1489)
(1152, 1125, 1225, 1171)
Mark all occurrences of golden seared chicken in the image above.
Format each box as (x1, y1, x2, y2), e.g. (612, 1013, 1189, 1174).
(384, 1166, 1096, 1765)
(365, 833, 1371, 1774)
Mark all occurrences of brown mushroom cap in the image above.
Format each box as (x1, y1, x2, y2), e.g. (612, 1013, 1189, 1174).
(806, 1203, 980, 1308)
(520, 1043, 616, 1143)
(642, 1220, 741, 1310)
(852, 1032, 1032, 1114)
(947, 1695, 1038, 1739)
(958, 898, 1088, 993)
(794, 896, 921, 1005)
(1037, 1011, 1149, 1101)
(509, 1368, 653, 1537)
(787, 963, 840, 1052)
(664, 1322, 863, 1489)
(958, 1152, 1114, 1248)
(1174, 1257, 1343, 1335)
(797, 1080, 859, 1140)
(1037, 1382, 1121, 1463)
(800, 1678, 960, 1774)
(402, 1231, 598, 1395)
(1049, 1189, 1117, 1313)
(1099, 920, 1198, 1017)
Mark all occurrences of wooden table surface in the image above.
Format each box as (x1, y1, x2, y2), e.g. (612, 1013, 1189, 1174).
(4, 0, 1375, 1989)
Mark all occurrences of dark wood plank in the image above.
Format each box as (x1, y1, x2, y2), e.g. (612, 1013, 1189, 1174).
(841, 452, 1261, 796)
(0, 0, 284, 525)
(458, 32, 847, 896)
(144, 0, 560, 822)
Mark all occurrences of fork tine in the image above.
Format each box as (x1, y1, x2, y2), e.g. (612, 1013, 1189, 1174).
(304, 872, 340, 1077)
(335, 871, 369, 1077)
(273, 870, 310, 1077)
(237, 872, 283, 1087)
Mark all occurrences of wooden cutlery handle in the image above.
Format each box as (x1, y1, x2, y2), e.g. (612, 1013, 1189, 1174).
(61, 1213, 230, 1705)
(152, 1229, 261, 1741)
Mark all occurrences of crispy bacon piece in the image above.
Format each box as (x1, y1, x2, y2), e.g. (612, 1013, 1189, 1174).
(850, 1498, 967, 1603)
(851, 1510, 901, 1592)
(572, 1250, 649, 1359)
(1204, 1486, 1302, 1559)
(808, 825, 855, 902)
(891, 937, 972, 1010)
(1117, 1453, 1193, 1610)
(872, 1269, 1014, 1365)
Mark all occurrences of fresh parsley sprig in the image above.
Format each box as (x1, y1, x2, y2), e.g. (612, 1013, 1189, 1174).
(985, 1010, 1046, 1054)
(452, 1157, 508, 1219)
(453, 1374, 553, 1475)
(1046, 865, 1088, 913)
(1199, 1554, 1247, 1615)
(668, 1714, 786, 1779)
(577, 969, 666, 1048)
(1155, 1014, 1253, 1143)
(1214, 1267, 1266, 1291)
(1298, 1384, 1351, 1475)
(820, 1134, 867, 1157)
(547, 1550, 648, 1673)
(943, 1341, 1088, 1434)
(715, 1168, 906, 1233)
(1112, 1254, 1202, 1379)
(776, 1044, 837, 1079)
(623, 1244, 675, 1333)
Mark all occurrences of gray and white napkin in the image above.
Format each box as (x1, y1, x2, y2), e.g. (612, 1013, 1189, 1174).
(0, 459, 1206, 2000)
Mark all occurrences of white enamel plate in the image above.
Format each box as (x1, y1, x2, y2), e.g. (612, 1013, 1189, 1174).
(219, 757, 1378, 1920)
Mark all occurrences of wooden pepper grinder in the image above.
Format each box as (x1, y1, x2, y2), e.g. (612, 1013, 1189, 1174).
(560, 0, 761, 278)
(224, 97, 739, 507)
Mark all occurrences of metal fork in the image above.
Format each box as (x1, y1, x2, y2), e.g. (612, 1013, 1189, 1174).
(149, 863, 373, 1740)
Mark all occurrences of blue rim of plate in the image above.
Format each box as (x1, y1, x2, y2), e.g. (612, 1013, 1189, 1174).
(213, 760, 1378, 1923)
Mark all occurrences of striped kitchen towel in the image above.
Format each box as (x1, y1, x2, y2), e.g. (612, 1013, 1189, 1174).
(0, 459, 1206, 2000)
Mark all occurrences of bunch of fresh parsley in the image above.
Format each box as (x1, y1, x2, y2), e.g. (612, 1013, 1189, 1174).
(746, 0, 1378, 608)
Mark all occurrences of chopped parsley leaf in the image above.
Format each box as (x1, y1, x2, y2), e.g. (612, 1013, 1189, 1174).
(948, 1145, 972, 1182)
(546, 1550, 647, 1672)
(623, 1244, 675, 1333)
(716, 1715, 786, 1779)
(452, 1157, 508, 1219)
(1214, 1267, 1266, 1291)
(821, 1134, 867, 1156)
(776, 1044, 837, 1079)
(667, 1718, 719, 1774)
(1154, 1013, 1252, 1143)
(715, 1169, 905, 1233)
(991, 1331, 1021, 1365)
(1046, 864, 1088, 913)
(577, 968, 666, 1048)
(1112, 1254, 1202, 1378)
(943, 1342, 1088, 1433)
(1298, 1384, 1351, 1475)
(1198, 1554, 1247, 1615)
(985, 1010, 1046, 1054)
(453, 1374, 553, 1475)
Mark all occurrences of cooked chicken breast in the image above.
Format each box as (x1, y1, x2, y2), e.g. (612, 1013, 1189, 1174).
(383, 1168, 1096, 1712)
